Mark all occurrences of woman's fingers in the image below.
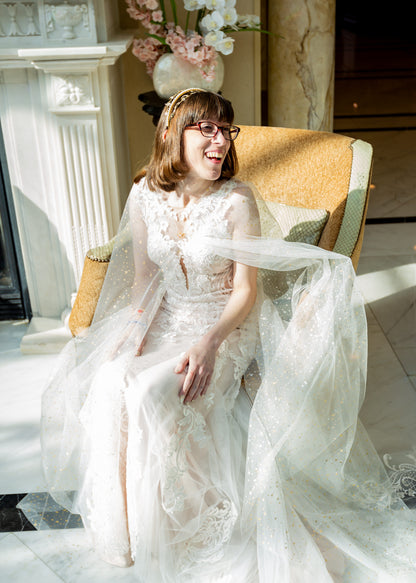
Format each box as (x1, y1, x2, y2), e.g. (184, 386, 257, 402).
(182, 366, 196, 396)
(174, 353, 189, 374)
(176, 342, 216, 402)
(183, 369, 209, 403)
(135, 337, 146, 356)
(201, 373, 211, 396)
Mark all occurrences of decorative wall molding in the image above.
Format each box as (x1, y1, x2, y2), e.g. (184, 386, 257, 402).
(45, 2, 90, 40)
(0, 7, 132, 320)
(0, 2, 41, 38)
(14, 40, 131, 72)
(58, 121, 109, 279)
(0, 0, 120, 47)
(52, 73, 94, 108)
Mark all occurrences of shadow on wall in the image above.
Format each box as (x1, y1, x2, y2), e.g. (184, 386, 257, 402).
(13, 187, 75, 319)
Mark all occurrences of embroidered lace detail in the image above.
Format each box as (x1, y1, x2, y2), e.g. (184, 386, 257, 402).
(178, 499, 238, 569)
(162, 394, 214, 513)
(384, 450, 416, 500)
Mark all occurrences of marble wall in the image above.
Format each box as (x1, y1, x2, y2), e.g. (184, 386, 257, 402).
(268, 0, 335, 131)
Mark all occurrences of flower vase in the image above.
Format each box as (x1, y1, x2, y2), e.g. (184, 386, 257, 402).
(152, 53, 224, 99)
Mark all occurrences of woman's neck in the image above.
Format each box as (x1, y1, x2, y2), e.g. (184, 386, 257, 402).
(175, 177, 217, 204)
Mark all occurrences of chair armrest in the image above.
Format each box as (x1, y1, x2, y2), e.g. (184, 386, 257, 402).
(68, 238, 116, 336)
(332, 139, 373, 269)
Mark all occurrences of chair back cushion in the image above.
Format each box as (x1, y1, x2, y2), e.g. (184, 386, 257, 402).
(235, 126, 355, 252)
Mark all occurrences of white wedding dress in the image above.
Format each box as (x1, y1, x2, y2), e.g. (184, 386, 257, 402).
(24, 178, 416, 582)
(76, 179, 260, 581)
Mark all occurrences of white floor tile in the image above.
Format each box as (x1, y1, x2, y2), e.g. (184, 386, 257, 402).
(359, 223, 416, 257)
(0, 320, 29, 352)
(360, 306, 416, 454)
(395, 346, 416, 377)
(14, 530, 137, 583)
(357, 254, 415, 378)
(347, 130, 416, 219)
(0, 349, 56, 493)
(0, 533, 63, 583)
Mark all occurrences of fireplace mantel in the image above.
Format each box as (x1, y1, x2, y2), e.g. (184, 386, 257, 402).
(0, 1, 133, 352)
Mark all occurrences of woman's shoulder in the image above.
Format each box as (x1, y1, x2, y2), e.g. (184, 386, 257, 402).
(130, 177, 160, 209)
(223, 179, 259, 211)
(221, 179, 260, 234)
(131, 176, 149, 196)
(221, 179, 256, 204)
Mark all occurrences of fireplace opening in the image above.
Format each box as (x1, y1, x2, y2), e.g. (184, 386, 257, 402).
(0, 124, 31, 321)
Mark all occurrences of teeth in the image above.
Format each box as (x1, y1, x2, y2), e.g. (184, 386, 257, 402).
(206, 152, 222, 159)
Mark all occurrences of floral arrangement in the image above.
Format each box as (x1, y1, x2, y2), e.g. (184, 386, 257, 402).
(126, 0, 264, 80)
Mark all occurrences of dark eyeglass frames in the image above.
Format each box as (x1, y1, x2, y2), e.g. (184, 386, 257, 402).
(185, 121, 240, 141)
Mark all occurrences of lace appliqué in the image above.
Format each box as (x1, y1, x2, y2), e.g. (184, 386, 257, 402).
(162, 393, 215, 513)
(178, 499, 238, 570)
(384, 450, 416, 502)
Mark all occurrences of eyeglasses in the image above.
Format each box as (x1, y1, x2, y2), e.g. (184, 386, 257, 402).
(185, 121, 240, 141)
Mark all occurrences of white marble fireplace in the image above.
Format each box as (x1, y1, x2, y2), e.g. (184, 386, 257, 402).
(0, 1, 132, 351)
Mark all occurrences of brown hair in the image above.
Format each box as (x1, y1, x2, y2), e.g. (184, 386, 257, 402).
(135, 90, 239, 191)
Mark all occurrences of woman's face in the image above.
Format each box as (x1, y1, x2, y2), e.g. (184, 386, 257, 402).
(182, 119, 231, 183)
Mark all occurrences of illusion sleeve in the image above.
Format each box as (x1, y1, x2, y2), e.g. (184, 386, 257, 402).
(92, 181, 163, 325)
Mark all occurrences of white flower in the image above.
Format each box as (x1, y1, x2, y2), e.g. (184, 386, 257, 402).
(204, 29, 225, 46)
(184, 0, 206, 10)
(224, 0, 236, 6)
(215, 35, 235, 55)
(200, 10, 224, 32)
(205, 0, 225, 10)
(238, 14, 261, 28)
(220, 7, 238, 27)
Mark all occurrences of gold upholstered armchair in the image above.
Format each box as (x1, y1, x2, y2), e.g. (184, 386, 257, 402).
(68, 126, 373, 336)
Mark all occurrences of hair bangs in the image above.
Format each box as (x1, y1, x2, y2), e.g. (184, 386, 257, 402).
(182, 92, 234, 126)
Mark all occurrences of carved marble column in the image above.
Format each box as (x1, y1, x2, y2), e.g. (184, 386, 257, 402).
(268, 0, 335, 131)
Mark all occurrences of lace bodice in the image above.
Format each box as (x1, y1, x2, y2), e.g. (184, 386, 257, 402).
(136, 179, 241, 340)
(139, 179, 236, 295)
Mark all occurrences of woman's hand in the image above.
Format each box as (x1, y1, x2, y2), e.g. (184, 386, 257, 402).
(135, 337, 146, 356)
(174, 337, 218, 404)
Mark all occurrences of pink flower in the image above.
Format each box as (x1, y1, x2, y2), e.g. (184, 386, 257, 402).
(132, 37, 163, 76)
(125, 0, 143, 20)
(144, 0, 159, 9)
(127, 2, 219, 80)
(165, 27, 217, 80)
(135, 11, 163, 35)
(152, 10, 163, 23)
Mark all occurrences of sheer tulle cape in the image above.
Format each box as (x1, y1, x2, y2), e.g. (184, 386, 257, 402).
(22, 180, 416, 582)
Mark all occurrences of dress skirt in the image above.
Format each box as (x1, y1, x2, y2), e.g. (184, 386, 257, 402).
(74, 308, 260, 583)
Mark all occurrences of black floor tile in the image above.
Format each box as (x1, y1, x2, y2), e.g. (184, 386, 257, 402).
(0, 492, 83, 532)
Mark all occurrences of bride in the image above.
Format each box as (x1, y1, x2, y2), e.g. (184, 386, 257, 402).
(36, 89, 416, 582)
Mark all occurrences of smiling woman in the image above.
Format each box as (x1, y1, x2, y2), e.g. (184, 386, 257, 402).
(182, 119, 232, 182)
(25, 88, 416, 583)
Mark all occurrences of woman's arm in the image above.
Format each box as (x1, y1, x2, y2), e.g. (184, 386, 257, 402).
(175, 184, 260, 404)
(175, 261, 257, 403)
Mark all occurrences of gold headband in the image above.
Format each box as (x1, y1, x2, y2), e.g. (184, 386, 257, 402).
(165, 88, 208, 129)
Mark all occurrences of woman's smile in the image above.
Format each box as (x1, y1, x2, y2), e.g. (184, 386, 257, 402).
(205, 149, 226, 164)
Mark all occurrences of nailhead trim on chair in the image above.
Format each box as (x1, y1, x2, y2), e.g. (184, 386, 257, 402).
(86, 238, 116, 262)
